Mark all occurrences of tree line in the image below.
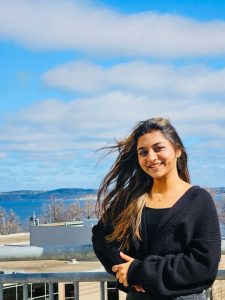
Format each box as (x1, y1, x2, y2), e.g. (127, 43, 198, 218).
(0, 208, 19, 234)
(0, 198, 96, 235)
(40, 197, 96, 224)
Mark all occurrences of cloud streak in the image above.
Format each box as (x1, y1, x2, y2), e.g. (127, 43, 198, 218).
(0, 94, 224, 158)
(43, 60, 225, 97)
(0, 94, 224, 189)
(1, 0, 225, 57)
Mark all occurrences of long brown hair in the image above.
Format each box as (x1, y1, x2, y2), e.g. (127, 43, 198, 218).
(96, 117, 190, 250)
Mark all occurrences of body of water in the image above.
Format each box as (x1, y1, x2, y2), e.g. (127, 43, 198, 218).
(0, 198, 95, 224)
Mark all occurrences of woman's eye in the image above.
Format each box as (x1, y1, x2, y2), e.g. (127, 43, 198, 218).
(138, 150, 148, 156)
(154, 146, 165, 152)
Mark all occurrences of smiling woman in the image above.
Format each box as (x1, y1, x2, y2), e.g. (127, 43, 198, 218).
(92, 117, 221, 300)
(137, 131, 181, 180)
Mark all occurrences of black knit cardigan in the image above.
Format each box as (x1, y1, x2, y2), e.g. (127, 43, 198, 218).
(92, 186, 221, 298)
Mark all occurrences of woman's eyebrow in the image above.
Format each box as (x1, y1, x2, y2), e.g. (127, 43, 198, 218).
(137, 147, 146, 151)
(137, 142, 163, 150)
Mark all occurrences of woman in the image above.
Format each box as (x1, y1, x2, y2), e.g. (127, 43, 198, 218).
(92, 117, 221, 300)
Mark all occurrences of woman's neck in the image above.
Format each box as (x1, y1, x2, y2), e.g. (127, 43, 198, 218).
(152, 176, 186, 194)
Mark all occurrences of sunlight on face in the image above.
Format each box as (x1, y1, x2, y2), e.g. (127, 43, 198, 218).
(137, 130, 180, 179)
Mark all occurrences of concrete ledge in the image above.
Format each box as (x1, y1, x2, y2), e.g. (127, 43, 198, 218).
(0, 244, 96, 261)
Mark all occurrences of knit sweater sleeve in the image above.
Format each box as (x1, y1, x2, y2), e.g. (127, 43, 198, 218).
(92, 219, 125, 274)
(127, 189, 221, 296)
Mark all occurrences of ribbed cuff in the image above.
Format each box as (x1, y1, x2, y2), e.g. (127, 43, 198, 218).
(127, 259, 142, 285)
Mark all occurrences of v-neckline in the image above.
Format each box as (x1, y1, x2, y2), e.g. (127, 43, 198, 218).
(144, 185, 195, 209)
(143, 185, 200, 251)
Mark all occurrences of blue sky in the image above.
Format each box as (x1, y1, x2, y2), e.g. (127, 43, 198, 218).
(0, 0, 225, 192)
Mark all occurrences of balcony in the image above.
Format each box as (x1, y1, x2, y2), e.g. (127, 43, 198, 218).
(0, 243, 225, 299)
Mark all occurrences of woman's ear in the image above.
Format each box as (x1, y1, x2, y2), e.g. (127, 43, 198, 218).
(176, 148, 182, 158)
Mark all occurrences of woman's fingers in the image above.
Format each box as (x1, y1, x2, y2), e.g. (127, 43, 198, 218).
(112, 261, 131, 287)
(133, 284, 146, 292)
(113, 268, 128, 286)
(123, 279, 128, 287)
(112, 265, 118, 273)
(120, 251, 133, 261)
(116, 271, 125, 280)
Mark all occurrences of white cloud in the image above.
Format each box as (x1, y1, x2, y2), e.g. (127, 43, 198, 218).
(1, 0, 225, 57)
(43, 60, 225, 97)
(0, 93, 224, 159)
(0, 94, 224, 189)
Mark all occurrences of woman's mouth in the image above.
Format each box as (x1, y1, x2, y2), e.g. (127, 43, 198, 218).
(148, 162, 163, 169)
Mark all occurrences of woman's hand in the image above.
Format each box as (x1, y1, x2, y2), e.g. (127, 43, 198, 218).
(132, 284, 146, 292)
(112, 252, 145, 292)
(112, 252, 134, 287)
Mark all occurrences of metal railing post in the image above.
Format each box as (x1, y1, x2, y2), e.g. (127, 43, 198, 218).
(74, 281, 79, 300)
(0, 283, 3, 300)
(23, 283, 28, 300)
(100, 281, 105, 300)
(49, 282, 54, 300)
(205, 287, 211, 300)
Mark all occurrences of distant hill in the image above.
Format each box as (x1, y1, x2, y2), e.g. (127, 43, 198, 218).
(0, 188, 97, 202)
(0, 187, 224, 203)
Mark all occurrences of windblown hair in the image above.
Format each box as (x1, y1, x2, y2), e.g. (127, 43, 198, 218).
(96, 117, 190, 250)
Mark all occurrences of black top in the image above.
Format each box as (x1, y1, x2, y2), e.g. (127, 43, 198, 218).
(143, 206, 170, 253)
(92, 186, 221, 298)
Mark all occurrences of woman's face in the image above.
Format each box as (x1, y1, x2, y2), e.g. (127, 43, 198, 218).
(137, 130, 180, 179)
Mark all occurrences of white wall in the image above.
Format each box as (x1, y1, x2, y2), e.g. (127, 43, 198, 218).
(30, 225, 93, 246)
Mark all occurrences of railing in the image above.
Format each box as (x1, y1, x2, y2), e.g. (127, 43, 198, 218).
(0, 271, 115, 300)
(1, 270, 225, 299)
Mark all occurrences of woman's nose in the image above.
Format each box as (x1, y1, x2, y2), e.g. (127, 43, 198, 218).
(147, 150, 157, 162)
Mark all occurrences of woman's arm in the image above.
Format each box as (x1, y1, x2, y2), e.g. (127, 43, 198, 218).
(127, 190, 221, 296)
(92, 219, 125, 274)
(128, 240, 220, 295)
